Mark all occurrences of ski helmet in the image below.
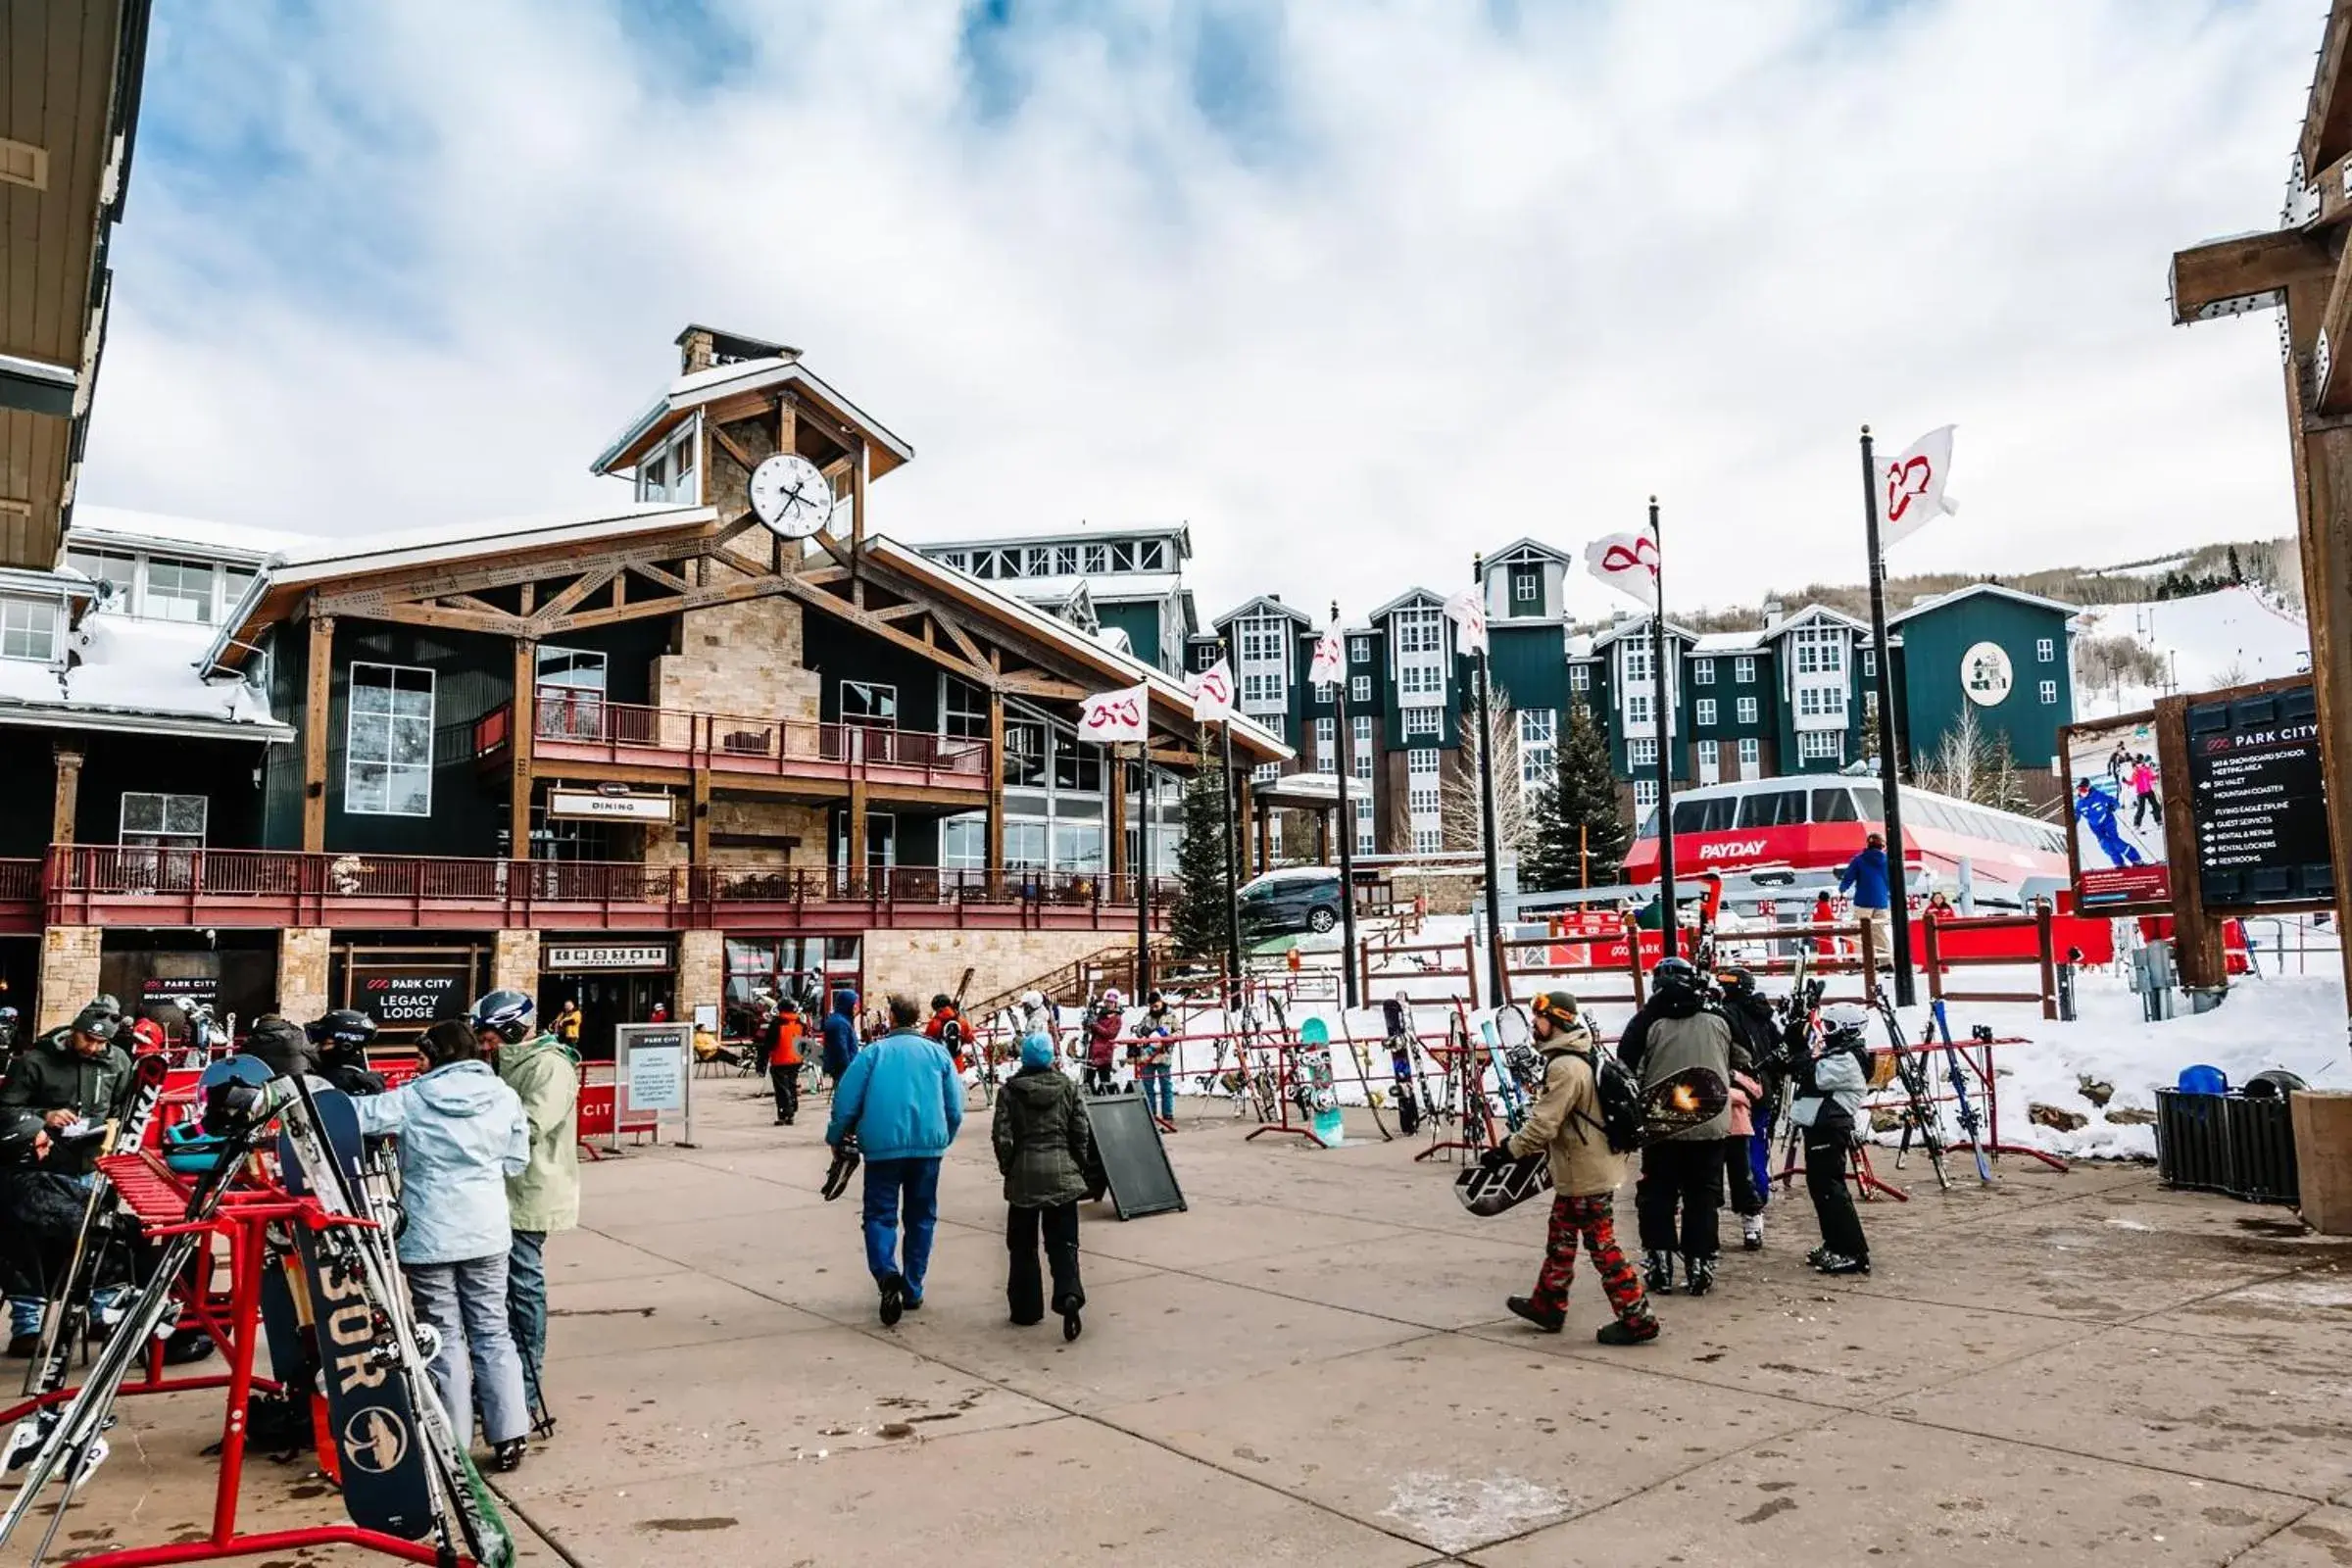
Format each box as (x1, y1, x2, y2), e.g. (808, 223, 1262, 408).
(1100, 987, 1123, 1008)
(1820, 1002, 1870, 1049)
(1650, 956, 1702, 1002)
(1531, 991, 1581, 1030)
(931, 993, 954, 1011)
(1716, 966, 1757, 1000)
(1019, 990, 1046, 1012)
(469, 989, 537, 1046)
(306, 1008, 379, 1049)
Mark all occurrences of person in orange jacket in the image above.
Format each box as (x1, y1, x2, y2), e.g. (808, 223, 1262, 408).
(763, 999, 806, 1126)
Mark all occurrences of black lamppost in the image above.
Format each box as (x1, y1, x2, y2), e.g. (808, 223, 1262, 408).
(1470, 555, 1507, 1004)
(1330, 603, 1360, 1008)
(1859, 426, 1916, 1005)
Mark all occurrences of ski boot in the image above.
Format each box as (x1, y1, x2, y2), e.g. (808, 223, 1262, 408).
(1505, 1296, 1565, 1334)
(1803, 1245, 1833, 1270)
(1595, 1309, 1660, 1347)
(1641, 1251, 1674, 1294)
(492, 1437, 527, 1473)
(1740, 1213, 1765, 1251)
(878, 1272, 906, 1327)
(1684, 1254, 1717, 1298)
(1815, 1251, 1871, 1277)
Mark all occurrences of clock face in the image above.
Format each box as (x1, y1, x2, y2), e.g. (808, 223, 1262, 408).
(748, 453, 836, 539)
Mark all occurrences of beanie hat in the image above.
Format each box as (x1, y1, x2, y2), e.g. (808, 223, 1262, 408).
(1019, 1032, 1055, 1071)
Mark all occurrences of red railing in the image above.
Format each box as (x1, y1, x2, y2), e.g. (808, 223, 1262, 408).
(472, 687, 991, 790)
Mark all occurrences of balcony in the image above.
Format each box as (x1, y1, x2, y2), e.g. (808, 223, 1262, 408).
(37, 847, 1169, 935)
(474, 688, 992, 798)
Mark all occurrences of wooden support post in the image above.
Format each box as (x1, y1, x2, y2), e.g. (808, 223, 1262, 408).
(690, 770, 711, 868)
(986, 689, 1006, 895)
(1314, 809, 1331, 865)
(2034, 897, 2059, 1021)
(1236, 772, 1254, 879)
(1857, 912, 1880, 1003)
(849, 440, 868, 605)
(1108, 748, 1129, 887)
(49, 743, 82, 848)
(303, 613, 334, 853)
(847, 780, 869, 896)
(1255, 800, 1272, 876)
(1922, 910, 1944, 1002)
(511, 640, 536, 862)
(2153, 691, 2228, 990)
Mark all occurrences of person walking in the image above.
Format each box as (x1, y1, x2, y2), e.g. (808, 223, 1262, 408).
(1616, 957, 1745, 1297)
(1713, 967, 1783, 1252)
(992, 1030, 1093, 1340)
(477, 990, 577, 1442)
(1491, 993, 1658, 1345)
(764, 999, 806, 1125)
(1838, 832, 1893, 968)
(351, 1017, 533, 1470)
(924, 993, 968, 1073)
(1082, 989, 1123, 1096)
(825, 994, 963, 1324)
(820, 988, 861, 1089)
(553, 999, 583, 1053)
(1788, 1003, 1873, 1276)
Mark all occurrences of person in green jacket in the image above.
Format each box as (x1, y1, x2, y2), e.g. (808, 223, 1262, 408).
(991, 1032, 1094, 1341)
(472, 989, 578, 1438)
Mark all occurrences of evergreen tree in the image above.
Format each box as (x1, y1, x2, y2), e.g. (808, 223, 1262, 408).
(2227, 543, 2244, 584)
(1523, 705, 1629, 890)
(1169, 739, 1238, 965)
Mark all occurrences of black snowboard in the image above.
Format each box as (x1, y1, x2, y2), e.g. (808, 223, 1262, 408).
(1453, 1151, 1551, 1216)
(1451, 1066, 1734, 1217)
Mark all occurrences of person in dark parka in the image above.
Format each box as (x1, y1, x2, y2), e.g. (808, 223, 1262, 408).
(992, 1032, 1094, 1340)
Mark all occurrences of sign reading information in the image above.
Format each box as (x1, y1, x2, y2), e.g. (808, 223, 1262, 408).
(2188, 682, 2335, 909)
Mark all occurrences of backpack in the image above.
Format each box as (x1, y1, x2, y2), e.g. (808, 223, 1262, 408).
(1572, 1045, 1648, 1154)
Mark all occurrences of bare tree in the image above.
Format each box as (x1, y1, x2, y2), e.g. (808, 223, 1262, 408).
(1442, 695, 1537, 857)
(1914, 704, 2030, 813)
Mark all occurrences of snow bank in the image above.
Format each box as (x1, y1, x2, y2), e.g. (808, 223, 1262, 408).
(2076, 587, 2309, 719)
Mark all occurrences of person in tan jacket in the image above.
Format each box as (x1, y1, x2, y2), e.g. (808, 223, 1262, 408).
(1495, 992, 1658, 1345)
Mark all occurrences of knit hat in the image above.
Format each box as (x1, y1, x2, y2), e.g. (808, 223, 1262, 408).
(1019, 1032, 1055, 1071)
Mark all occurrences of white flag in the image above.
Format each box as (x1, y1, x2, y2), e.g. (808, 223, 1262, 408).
(1187, 659, 1236, 721)
(1077, 682, 1151, 744)
(1878, 424, 1959, 550)
(1443, 586, 1488, 655)
(1308, 627, 1346, 687)
(1585, 530, 1659, 607)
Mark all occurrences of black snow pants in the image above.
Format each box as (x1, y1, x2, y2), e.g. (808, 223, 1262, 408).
(1636, 1138, 1727, 1260)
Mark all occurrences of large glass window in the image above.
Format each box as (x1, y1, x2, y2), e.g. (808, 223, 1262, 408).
(1811, 788, 1859, 822)
(121, 791, 207, 847)
(1052, 820, 1104, 873)
(1052, 734, 1103, 794)
(0, 599, 57, 662)
(66, 548, 135, 596)
(1004, 819, 1048, 867)
(942, 676, 989, 740)
(841, 681, 898, 725)
(1518, 709, 1556, 793)
(1737, 789, 1807, 828)
(144, 558, 215, 623)
(1395, 609, 1444, 655)
(943, 814, 987, 869)
(537, 647, 607, 690)
(347, 663, 435, 816)
(1004, 720, 1047, 787)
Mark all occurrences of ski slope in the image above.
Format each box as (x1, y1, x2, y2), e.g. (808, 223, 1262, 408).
(2075, 586, 2309, 718)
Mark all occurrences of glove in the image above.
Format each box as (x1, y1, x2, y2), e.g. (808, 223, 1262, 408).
(1479, 1145, 1512, 1171)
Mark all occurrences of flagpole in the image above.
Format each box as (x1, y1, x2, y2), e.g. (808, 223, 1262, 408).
(1330, 603, 1360, 1009)
(1860, 425, 1916, 1006)
(1649, 497, 1679, 963)
(1218, 640, 1245, 1014)
(1135, 743, 1154, 1000)
(1471, 554, 1508, 1006)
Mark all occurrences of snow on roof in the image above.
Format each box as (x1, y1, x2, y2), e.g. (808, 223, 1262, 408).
(266, 502, 714, 576)
(911, 522, 1193, 555)
(590, 357, 914, 475)
(0, 614, 288, 741)
(1566, 633, 1595, 659)
(1691, 630, 1766, 653)
(1760, 603, 1869, 639)
(1092, 625, 1134, 656)
(988, 572, 1184, 605)
(1212, 595, 1312, 627)
(1887, 582, 2080, 625)
(69, 506, 320, 563)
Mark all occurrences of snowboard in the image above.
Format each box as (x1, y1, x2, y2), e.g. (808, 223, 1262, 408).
(278, 1085, 437, 1542)
(821, 1134, 861, 1201)
(1453, 1066, 1735, 1217)
(1454, 1150, 1552, 1216)
(1296, 1017, 1345, 1147)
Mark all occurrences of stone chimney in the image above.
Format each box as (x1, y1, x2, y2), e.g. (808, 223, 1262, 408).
(1763, 598, 1784, 629)
(678, 326, 716, 375)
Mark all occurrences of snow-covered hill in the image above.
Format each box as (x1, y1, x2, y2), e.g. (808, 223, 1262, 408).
(2074, 585, 2309, 718)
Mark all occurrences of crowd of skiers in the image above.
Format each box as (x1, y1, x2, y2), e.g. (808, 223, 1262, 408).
(1485, 956, 1876, 1347)
(0, 990, 579, 1476)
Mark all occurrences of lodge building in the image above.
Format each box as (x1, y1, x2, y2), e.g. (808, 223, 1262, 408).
(0, 326, 1285, 1048)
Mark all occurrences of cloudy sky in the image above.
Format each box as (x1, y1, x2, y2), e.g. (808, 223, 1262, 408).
(85, 0, 2315, 623)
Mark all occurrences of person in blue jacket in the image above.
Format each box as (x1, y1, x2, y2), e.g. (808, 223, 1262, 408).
(825, 994, 963, 1325)
(2075, 779, 2142, 868)
(1838, 832, 1893, 968)
(820, 988, 861, 1086)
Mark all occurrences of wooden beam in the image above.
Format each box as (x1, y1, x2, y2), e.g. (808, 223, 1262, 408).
(443, 592, 507, 617)
(2309, 0, 2352, 180)
(774, 574, 992, 683)
(2319, 247, 2352, 414)
(347, 600, 532, 638)
(303, 614, 334, 852)
(2170, 227, 2337, 324)
(986, 688, 1005, 893)
(549, 571, 800, 634)
(312, 524, 716, 612)
(49, 743, 81, 848)
(529, 567, 616, 628)
(998, 671, 1087, 701)
(512, 640, 536, 860)
(627, 560, 693, 596)
(709, 423, 760, 477)
(847, 779, 869, 890)
(871, 601, 928, 623)
(690, 768, 711, 866)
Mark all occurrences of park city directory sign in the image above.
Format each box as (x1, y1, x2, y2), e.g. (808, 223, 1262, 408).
(2186, 680, 2336, 910)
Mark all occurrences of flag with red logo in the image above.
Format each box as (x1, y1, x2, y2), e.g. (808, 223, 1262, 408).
(1308, 628, 1346, 687)
(1187, 659, 1236, 721)
(1077, 682, 1151, 743)
(1443, 587, 1488, 655)
(1585, 530, 1659, 606)
(1878, 425, 1958, 550)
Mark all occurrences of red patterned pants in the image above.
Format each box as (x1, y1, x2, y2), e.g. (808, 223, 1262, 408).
(1532, 1193, 1650, 1320)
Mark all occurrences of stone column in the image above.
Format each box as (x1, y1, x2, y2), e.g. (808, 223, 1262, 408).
(37, 926, 101, 1031)
(277, 928, 331, 1023)
(676, 929, 725, 1030)
(491, 928, 541, 1000)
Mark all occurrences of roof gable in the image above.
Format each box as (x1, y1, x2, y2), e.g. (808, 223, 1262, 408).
(1368, 586, 1445, 621)
(1887, 582, 2080, 627)
(1212, 594, 1312, 628)
(1760, 604, 1870, 641)
(1485, 537, 1574, 568)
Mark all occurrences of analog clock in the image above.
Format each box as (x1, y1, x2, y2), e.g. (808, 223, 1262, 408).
(748, 453, 836, 539)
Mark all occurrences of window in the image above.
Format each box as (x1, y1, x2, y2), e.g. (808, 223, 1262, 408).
(1396, 609, 1444, 655)
(144, 558, 215, 623)
(1633, 778, 1658, 810)
(670, 432, 695, 503)
(1238, 620, 1286, 663)
(0, 599, 57, 662)
(1004, 720, 1048, 787)
(1811, 788, 1859, 822)
(1256, 713, 1286, 743)
(1797, 685, 1846, 718)
(1695, 698, 1717, 727)
(1739, 737, 1759, 767)
(347, 663, 435, 817)
(1510, 564, 1540, 606)
(1626, 693, 1652, 726)
(1792, 626, 1844, 675)
(1736, 789, 1807, 827)
(1052, 735, 1103, 794)
(1399, 663, 1445, 699)
(536, 646, 607, 691)
(941, 676, 988, 740)
(1022, 547, 1051, 576)
(1349, 637, 1371, 663)
(1861, 649, 1877, 677)
(1696, 740, 1719, 774)
(2039, 679, 2058, 705)
(1401, 706, 1441, 738)
(1311, 681, 1335, 705)
(121, 792, 207, 847)
(1735, 656, 1755, 684)
(842, 681, 898, 724)
(1082, 544, 1107, 573)
(1052, 820, 1103, 872)
(224, 566, 256, 611)
(1570, 664, 1591, 692)
(1253, 761, 1281, 785)
(1136, 540, 1168, 571)
(2036, 638, 2055, 663)
(1353, 715, 1373, 778)
(1797, 730, 1842, 762)
(1413, 827, 1444, 855)
(1693, 659, 1715, 685)
(1046, 545, 1074, 576)
(1355, 795, 1375, 856)
(1623, 643, 1652, 681)
(1242, 671, 1284, 707)
(1737, 696, 1759, 724)
(1004, 819, 1048, 867)
(1350, 673, 1371, 704)
(66, 548, 135, 598)
(1315, 716, 1335, 769)
(1518, 710, 1557, 792)
(1409, 748, 1441, 776)
(1628, 738, 1657, 767)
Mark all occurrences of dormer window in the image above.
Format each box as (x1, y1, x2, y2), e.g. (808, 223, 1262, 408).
(0, 599, 58, 662)
(635, 422, 700, 504)
(1509, 564, 1541, 610)
(64, 547, 251, 625)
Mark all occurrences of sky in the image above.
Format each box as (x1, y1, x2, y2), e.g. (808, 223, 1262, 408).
(82, 0, 2321, 625)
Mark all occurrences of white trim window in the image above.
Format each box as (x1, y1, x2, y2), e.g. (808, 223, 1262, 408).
(1354, 794, 1375, 856)
(1401, 706, 1441, 738)
(1861, 649, 1877, 677)
(1350, 673, 1371, 705)
(635, 418, 699, 505)
(1737, 696, 1759, 724)
(1693, 659, 1715, 685)
(347, 662, 435, 816)
(1739, 737, 1760, 767)
(1628, 737, 1658, 767)
(1569, 664, 1591, 693)
(1314, 716, 1335, 770)
(1235, 612, 1292, 717)
(0, 599, 58, 662)
(2039, 679, 2058, 705)
(2036, 638, 2055, 663)
(1634, 778, 1658, 810)
(1797, 730, 1843, 762)
(1352, 714, 1373, 779)
(1398, 663, 1445, 699)
(1694, 698, 1717, 727)
(121, 791, 207, 848)
(1791, 625, 1844, 675)
(1735, 655, 1756, 684)
(1407, 747, 1443, 836)
(1412, 826, 1444, 855)
(1517, 709, 1556, 795)
(1797, 685, 1846, 719)
(1622, 642, 1652, 682)
(1392, 606, 1448, 710)
(1696, 739, 1720, 785)
(1626, 692, 1652, 726)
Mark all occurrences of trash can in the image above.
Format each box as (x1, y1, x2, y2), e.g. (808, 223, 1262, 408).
(2155, 1089, 2230, 1194)
(2156, 1088, 2298, 1205)
(2290, 1091, 2352, 1235)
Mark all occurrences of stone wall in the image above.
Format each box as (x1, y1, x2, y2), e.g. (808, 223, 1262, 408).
(37, 926, 100, 1031)
(676, 929, 724, 1026)
(653, 596, 822, 725)
(277, 928, 331, 1024)
(646, 797, 829, 870)
(858, 928, 1126, 1017)
(492, 929, 541, 1000)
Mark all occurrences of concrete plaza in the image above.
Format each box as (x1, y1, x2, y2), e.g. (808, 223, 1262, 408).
(50, 1078, 2352, 1566)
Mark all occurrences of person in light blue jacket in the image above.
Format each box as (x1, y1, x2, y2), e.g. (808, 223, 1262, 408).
(354, 1017, 533, 1472)
(826, 993, 963, 1325)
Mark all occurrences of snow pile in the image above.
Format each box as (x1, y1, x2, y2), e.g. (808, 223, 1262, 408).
(2075, 587, 2309, 718)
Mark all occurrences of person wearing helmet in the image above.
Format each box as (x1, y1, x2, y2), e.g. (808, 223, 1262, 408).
(307, 1008, 387, 1096)
(0, 1004, 20, 1060)
(1083, 989, 1123, 1095)
(1788, 1003, 1873, 1275)
(471, 989, 575, 1440)
(1712, 968, 1779, 1252)
(0, 1001, 132, 1354)
(1492, 992, 1659, 1345)
(924, 993, 967, 1074)
(1617, 957, 1747, 1298)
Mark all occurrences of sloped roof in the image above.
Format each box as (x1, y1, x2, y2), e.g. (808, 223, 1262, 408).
(1591, 613, 1700, 650)
(1887, 583, 2081, 627)
(1759, 603, 1870, 641)
(0, 611, 289, 742)
(590, 356, 914, 480)
(1483, 537, 1575, 567)
(69, 506, 318, 564)
(1212, 594, 1313, 629)
(1368, 586, 1446, 621)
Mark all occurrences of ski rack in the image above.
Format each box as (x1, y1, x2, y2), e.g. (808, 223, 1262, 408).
(1244, 1020, 1328, 1150)
(1774, 1126, 1911, 1203)
(1413, 999, 1496, 1164)
(22, 1151, 486, 1568)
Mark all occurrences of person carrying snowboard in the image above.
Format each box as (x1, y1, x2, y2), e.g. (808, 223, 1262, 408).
(1617, 957, 1745, 1297)
(992, 1031, 1094, 1340)
(1788, 1002, 1873, 1276)
(478, 989, 577, 1441)
(1492, 993, 1658, 1345)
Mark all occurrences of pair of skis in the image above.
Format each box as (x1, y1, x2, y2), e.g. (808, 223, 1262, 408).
(1872, 995, 1995, 1190)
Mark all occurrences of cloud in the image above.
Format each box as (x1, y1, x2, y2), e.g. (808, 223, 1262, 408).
(84, 0, 2316, 625)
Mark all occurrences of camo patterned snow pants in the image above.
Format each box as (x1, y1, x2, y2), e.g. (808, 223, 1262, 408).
(1531, 1193, 1651, 1321)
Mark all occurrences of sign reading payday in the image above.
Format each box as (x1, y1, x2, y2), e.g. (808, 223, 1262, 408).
(1187, 658, 1236, 720)
(1443, 587, 1488, 656)
(1308, 628, 1347, 686)
(1077, 682, 1151, 744)
(1877, 424, 1959, 550)
(1585, 531, 1659, 606)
